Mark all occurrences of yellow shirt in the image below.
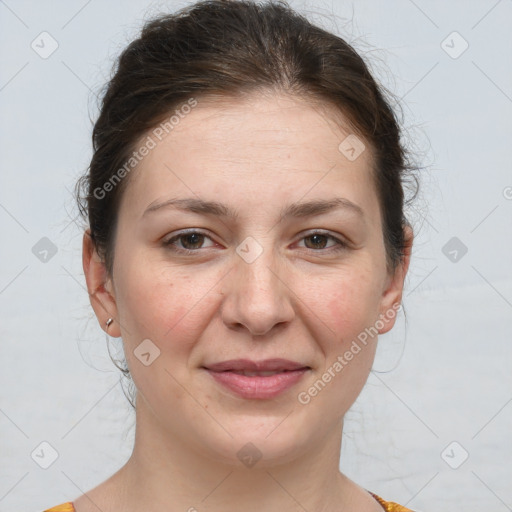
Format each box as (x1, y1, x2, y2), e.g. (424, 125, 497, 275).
(43, 492, 414, 511)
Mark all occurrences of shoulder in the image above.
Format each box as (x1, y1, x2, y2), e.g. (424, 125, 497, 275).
(44, 493, 413, 512)
(368, 491, 415, 512)
(43, 503, 75, 512)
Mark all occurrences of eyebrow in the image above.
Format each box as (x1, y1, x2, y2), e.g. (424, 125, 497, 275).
(142, 197, 365, 221)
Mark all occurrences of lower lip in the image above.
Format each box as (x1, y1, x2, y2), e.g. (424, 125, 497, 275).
(205, 369, 309, 399)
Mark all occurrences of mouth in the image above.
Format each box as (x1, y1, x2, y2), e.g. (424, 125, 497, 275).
(202, 358, 310, 373)
(218, 369, 304, 377)
(201, 359, 311, 399)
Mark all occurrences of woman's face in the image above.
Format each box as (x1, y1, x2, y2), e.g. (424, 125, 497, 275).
(85, 92, 410, 466)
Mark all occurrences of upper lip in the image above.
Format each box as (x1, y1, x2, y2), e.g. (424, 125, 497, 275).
(203, 358, 310, 372)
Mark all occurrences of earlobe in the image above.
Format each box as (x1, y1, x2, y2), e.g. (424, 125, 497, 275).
(82, 229, 121, 337)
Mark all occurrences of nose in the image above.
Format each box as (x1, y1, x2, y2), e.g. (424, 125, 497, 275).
(220, 245, 295, 337)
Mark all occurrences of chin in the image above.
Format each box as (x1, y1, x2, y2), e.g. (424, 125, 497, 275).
(194, 416, 315, 469)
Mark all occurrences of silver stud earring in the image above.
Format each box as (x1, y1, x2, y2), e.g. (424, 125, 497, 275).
(106, 318, 114, 330)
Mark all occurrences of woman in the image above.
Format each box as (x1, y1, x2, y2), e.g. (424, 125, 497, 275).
(45, 0, 419, 510)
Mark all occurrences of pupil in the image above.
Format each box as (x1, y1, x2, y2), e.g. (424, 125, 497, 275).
(307, 234, 326, 249)
(183, 233, 203, 249)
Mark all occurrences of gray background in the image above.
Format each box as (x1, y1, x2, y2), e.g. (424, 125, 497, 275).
(1, 0, 511, 511)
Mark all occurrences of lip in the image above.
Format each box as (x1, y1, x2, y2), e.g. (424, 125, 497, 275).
(203, 358, 309, 372)
(202, 359, 311, 400)
(204, 368, 309, 399)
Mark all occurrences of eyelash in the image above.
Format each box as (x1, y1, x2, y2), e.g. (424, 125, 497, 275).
(162, 229, 348, 255)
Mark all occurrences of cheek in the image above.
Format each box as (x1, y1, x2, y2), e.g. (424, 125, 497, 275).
(313, 277, 379, 410)
(116, 267, 213, 404)
(321, 269, 380, 340)
(115, 262, 219, 353)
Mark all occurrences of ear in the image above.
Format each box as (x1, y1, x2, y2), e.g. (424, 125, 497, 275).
(377, 225, 413, 335)
(82, 229, 121, 337)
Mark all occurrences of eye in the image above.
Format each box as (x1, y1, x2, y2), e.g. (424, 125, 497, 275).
(162, 230, 216, 254)
(162, 229, 348, 256)
(297, 231, 347, 252)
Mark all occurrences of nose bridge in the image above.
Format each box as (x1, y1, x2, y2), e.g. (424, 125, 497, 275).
(222, 235, 294, 335)
(240, 242, 280, 295)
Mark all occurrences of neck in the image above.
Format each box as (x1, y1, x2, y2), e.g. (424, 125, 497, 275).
(109, 396, 361, 512)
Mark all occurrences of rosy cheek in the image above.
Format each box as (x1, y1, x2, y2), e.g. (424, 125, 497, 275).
(147, 299, 196, 341)
(325, 288, 373, 347)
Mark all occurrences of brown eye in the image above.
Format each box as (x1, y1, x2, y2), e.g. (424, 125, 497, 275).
(163, 230, 215, 254)
(177, 233, 205, 250)
(304, 234, 330, 249)
(299, 232, 347, 252)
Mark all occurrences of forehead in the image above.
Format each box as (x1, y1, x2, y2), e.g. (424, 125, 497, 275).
(143, 93, 366, 167)
(119, 92, 379, 225)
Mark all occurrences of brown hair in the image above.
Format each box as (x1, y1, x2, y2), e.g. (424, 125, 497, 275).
(75, 0, 419, 405)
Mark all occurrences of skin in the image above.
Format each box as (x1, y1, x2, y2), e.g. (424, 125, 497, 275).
(80, 92, 412, 512)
